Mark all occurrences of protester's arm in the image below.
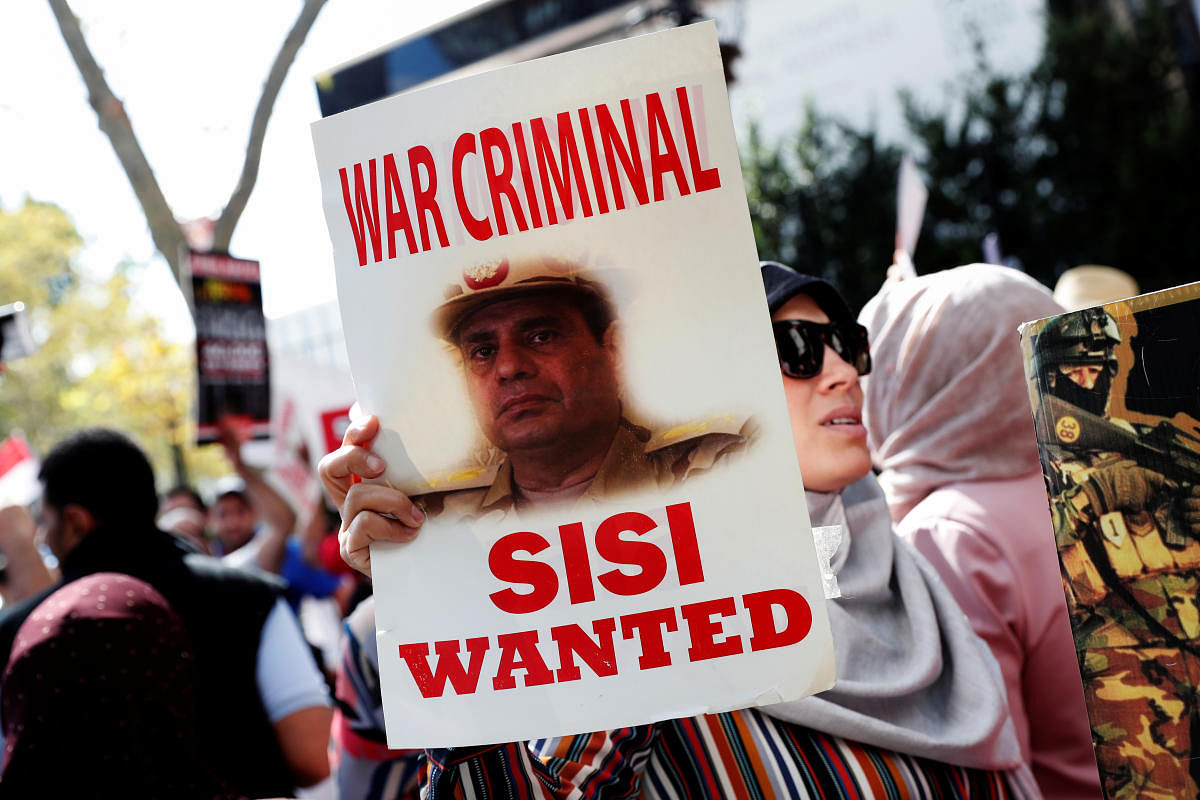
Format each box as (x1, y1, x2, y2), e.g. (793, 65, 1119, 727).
(219, 419, 297, 574)
(275, 707, 334, 788)
(299, 502, 329, 565)
(256, 598, 333, 788)
(334, 597, 424, 799)
(0, 505, 56, 604)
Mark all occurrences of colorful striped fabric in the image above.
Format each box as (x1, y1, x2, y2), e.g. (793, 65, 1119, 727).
(633, 711, 1013, 799)
(336, 601, 1015, 800)
(418, 711, 1014, 799)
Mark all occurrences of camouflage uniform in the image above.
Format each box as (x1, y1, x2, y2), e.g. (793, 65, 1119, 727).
(1047, 447, 1200, 799)
(418, 415, 755, 521)
(1035, 309, 1200, 799)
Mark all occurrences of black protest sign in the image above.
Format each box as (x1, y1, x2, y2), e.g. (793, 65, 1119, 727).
(190, 251, 270, 444)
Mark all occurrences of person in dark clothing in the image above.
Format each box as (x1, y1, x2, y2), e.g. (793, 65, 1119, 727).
(0, 429, 331, 797)
(0, 573, 239, 798)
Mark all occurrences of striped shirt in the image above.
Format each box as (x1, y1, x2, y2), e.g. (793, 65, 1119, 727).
(336, 601, 1014, 800)
(424, 714, 1014, 799)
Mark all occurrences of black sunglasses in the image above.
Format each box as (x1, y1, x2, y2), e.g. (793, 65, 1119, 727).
(772, 319, 872, 379)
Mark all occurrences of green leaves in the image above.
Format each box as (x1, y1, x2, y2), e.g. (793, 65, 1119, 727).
(0, 199, 225, 488)
(741, 0, 1199, 314)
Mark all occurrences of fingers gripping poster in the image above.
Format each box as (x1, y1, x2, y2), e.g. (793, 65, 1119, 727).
(311, 23, 834, 747)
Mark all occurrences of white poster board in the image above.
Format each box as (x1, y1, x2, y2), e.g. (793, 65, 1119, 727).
(895, 153, 927, 258)
(268, 355, 355, 511)
(312, 22, 833, 748)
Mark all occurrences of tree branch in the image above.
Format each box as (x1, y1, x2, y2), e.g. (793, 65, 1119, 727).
(46, 0, 188, 289)
(211, 0, 330, 253)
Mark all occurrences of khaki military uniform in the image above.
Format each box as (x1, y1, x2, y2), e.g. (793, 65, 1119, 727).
(1046, 437, 1200, 800)
(417, 415, 755, 521)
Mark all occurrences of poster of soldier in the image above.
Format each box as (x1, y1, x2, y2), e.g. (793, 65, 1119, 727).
(311, 23, 835, 747)
(1021, 281, 1200, 799)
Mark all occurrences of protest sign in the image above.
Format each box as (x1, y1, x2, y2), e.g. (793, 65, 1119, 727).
(190, 251, 271, 444)
(268, 355, 355, 515)
(1021, 282, 1200, 796)
(895, 153, 926, 258)
(0, 433, 38, 508)
(311, 22, 834, 747)
(0, 302, 37, 365)
(891, 154, 926, 280)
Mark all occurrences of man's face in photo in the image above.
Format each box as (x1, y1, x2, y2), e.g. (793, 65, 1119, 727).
(1060, 362, 1104, 390)
(456, 292, 621, 454)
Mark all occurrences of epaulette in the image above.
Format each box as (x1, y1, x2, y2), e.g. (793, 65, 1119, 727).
(644, 413, 753, 454)
(398, 461, 501, 496)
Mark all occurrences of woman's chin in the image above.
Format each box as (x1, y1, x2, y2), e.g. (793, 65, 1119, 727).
(797, 445, 872, 493)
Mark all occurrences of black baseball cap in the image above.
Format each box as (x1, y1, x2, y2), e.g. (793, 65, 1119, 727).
(760, 261, 854, 322)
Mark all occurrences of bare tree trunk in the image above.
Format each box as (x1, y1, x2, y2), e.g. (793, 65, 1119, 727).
(46, 0, 187, 287)
(211, 0, 329, 254)
(46, 0, 330, 299)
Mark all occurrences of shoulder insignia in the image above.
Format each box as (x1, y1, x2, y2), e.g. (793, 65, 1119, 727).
(645, 413, 751, 452)
(399, 462, 499, 496)
(1056, 414, 1081, 444)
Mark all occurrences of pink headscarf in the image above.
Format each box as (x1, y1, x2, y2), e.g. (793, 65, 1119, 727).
(858, 264, 1064, 521)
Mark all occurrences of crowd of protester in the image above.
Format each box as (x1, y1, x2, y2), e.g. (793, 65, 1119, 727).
(0, 256, 1144, 799)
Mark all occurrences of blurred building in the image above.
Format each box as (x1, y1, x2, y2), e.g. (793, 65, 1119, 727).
(313, 0, 1046, 142)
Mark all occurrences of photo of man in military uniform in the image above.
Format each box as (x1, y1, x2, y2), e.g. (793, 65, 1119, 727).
(1029, 302, 1200, 800)
(417, 254, 755, 520)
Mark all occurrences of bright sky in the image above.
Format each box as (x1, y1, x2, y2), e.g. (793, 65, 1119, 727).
(1, 0, 485, 332)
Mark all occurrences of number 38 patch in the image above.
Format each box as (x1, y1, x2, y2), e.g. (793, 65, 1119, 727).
(1056, 415, 1080, 444)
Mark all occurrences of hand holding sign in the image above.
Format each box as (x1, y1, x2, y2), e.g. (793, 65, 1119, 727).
(886, 249, 917, 283)
(319, 414, 426, 577)
(216, 414, 254, 470)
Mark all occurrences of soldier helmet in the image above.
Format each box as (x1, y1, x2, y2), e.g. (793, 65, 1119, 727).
(1033, 307, 1121, 415)
(432, 255, 615, 345)
(1035, 307, 1121, 376)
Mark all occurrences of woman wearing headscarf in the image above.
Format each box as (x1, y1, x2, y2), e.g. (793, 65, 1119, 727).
(319, 261, 1039, 799)
(0, 572, 239, 799)
(858, 264, 1099, 798)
